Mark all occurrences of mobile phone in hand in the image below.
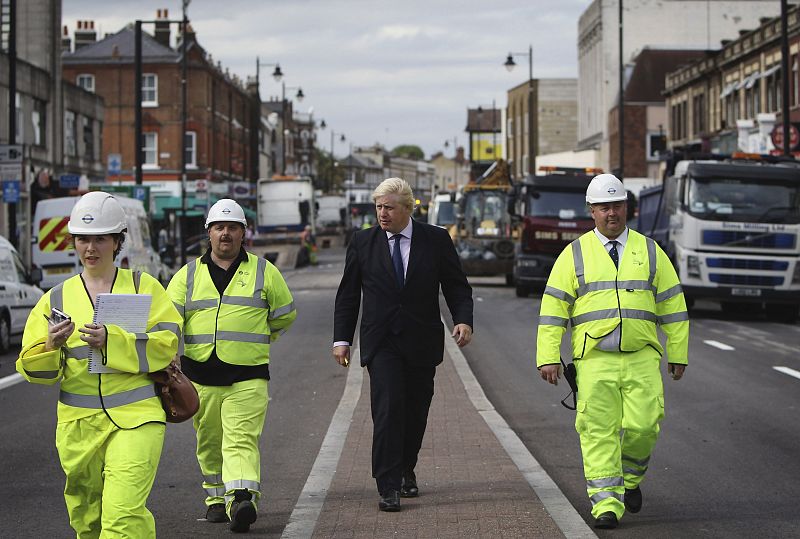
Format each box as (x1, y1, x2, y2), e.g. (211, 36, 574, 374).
(50, 307, 71, 325)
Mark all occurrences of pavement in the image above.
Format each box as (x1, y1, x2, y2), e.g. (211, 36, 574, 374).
(281, 327, 594, 538)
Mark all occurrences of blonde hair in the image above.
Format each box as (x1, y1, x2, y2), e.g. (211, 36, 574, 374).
(372, 177, 415, 211)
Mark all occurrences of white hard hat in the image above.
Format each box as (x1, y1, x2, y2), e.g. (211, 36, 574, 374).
(205, 198, 247, 228)
(68, 191, 128, 235)
(586, 174, 628, 204)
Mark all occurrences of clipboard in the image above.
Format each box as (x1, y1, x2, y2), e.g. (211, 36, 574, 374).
(87, 293, 152, 374)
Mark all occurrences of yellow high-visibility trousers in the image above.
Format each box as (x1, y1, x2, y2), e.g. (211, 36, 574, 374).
(193, 378, 268, 514)
(574, 347, 664, 520)
(55, 414, 165, 539)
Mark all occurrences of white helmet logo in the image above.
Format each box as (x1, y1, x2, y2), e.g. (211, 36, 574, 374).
(222, 208, 231, 215)
(607, 187, 617, 194)
(82, 214, 94, 224)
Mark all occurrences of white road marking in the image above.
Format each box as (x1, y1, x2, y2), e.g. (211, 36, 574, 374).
(0, 373, 23, 391)
(703, 340, 735, 351)
(281, 346, 363, 539)
(773, 366, 800, 380)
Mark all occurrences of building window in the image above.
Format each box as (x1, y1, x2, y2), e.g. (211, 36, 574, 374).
(692, 94, 706, 136)
(507, 118, 514, 138)
(142, 74, 158, 106)
(142, 132, 158, 168)
(185, 131, 197, 168)
(793, 56, 799, 107)
(83, 117, 94, 159)
(15, 94, 23, 142)
(32, 99, 46, 147)
(646, 132, 666, 161)
(76, 74, 95, 93)
(65, 110, 77, 156)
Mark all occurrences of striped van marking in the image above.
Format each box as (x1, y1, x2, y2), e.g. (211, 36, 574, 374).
(39, 217, 73, 252)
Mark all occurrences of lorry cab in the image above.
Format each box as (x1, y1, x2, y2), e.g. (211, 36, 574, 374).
(0, 234, 43, 352)
(33, 195, 169, 290)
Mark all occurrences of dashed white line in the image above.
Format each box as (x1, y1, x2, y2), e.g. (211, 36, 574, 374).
(703, 340, 735, 351)
(773, 366, 800, 380)
(0, 373, 23, 391)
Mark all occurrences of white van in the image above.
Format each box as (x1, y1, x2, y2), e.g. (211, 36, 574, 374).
(0, 235, 43, 352)
(33, 195, 171, 290)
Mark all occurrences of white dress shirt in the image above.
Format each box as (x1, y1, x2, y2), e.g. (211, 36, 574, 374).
(334, 219, 414, 348)
(593, 227, 628, 259)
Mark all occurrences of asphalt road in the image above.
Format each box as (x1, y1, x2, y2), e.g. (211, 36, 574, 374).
(2, 246, 799, 537)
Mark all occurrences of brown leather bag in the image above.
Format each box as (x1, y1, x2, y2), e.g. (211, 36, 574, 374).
(149, 359, 199, 423)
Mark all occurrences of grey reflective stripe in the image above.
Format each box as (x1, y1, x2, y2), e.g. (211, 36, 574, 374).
(216, 331, 270, 344)
(656, 284, 683, 303)
(204, 473, 222, 485)
(544, 286, 575, 305)
(623, 466, 647, 477)
(173, 301, 185, 316)
(269, 301, 295, 319)
(571, 240, 585, 287)
(135, 333, 149, 373)
(646, 237, 657, 287)
(184, 334, 215, 344)
(184, 260, 219, 311)
(578, 280, 617, 296)
(589, 491, 624, 505)
(222, 295, 267, 308)
(587, 476, 624, 489)
(133, 270, 141, 293)
(24, 369, 60, 379)
(538, 315, 569, 328)
(617, 280, 655, 292)
(225, 479, 260, 492)
(50, 283, 64, 311)
(273, 328, 287, 337)
(620, 309, 657, 322)
(59, 384, 158, 409)
(150, 322, 182, 341)
(253, 257, 266, 300)
(186, 299, 218, 310)
(658, 311, 690, 324)
(622, 454, 650, 467)
(205, 487, 225, 497)
(572, 309, 619, 326)
(65, 345, 91, 360)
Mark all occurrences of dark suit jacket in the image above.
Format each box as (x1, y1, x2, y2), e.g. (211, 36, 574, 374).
(334, 220, 473, 366)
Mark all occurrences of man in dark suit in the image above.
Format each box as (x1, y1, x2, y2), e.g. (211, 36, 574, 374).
(333, 177, 473, 512)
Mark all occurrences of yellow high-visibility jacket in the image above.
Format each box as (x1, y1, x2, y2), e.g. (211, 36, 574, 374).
(167, 252, 296, 365)
(537, 229, 689, 367)
(16, 270, 182, 426)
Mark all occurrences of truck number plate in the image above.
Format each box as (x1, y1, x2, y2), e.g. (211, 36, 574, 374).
(730, 288, 761, 297)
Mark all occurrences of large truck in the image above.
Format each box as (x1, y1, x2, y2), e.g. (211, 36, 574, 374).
(511, 167, 600, 297)
(638, 154, 800, 321)
(454, 160, 517, 282)
(256, 175, 315, 239)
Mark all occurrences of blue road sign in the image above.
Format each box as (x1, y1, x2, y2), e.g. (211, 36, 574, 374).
(132, 186, 147, 201)
(2, 180, 21, 203)
(107, 153, 122, 176)
(59, 174, 80, 189)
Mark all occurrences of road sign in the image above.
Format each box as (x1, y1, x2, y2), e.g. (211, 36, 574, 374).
(0, 163, 22, 181)
(0, 145, 23, 163)
(771, 125, 800, 151)
(107, 153, 122, 176)
(2, 180, 21, 203)
(59, 174, 81, 189)
(131, 186, 148, 202)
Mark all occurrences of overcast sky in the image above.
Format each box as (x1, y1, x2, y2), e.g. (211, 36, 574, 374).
(63, 0, 593, 159)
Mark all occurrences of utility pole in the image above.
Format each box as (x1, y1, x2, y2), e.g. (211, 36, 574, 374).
(781, 0, 791, 157)
(7, 0, 17, 247)
(180, 0, 189, 266)
(618, 0, 625, 178)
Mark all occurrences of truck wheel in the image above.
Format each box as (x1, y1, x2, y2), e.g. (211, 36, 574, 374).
(765, 303, 799, 323)
(0, 315, 9, 353)
(515, 285, 529, 298)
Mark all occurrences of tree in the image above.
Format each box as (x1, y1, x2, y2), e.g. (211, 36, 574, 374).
(314, 148, 346, 193)
(391, 144, 424, 160)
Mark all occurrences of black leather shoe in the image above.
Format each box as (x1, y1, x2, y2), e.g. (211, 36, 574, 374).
(625, 486, 642, 513)
(594, 511, 619, 529)
(229, 489, 257, 533)
(400, 471, 418, 498)
(378, 490, 401, 512)
(205, 503, 229, 523)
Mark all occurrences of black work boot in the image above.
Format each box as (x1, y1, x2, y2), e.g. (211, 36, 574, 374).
(205, 503, 229, 523)
(229, 489, 257, 533)
(625, 486, 643, 513)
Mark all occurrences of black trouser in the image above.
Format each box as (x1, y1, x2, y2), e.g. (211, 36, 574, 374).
(367, 338, 436, 495)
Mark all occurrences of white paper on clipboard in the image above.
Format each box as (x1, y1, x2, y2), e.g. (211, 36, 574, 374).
(87, 293, 152, 374)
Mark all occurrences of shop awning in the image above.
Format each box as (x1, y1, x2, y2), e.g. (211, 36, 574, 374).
(153, 196, 206, 220)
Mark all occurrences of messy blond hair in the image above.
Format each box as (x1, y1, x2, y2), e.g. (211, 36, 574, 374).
(372, 177, 415, 211)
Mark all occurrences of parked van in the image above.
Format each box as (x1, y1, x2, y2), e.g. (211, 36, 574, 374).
(0, 235, 43, 352)
(33, 195, 171, 290)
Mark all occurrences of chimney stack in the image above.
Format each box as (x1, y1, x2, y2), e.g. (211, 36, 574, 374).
(155, 9, 171, 48)
(61, 25, 72, 53)
(74, 20, 97, 50)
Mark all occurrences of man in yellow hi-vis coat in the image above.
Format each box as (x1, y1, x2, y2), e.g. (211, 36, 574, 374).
(537, 174, 689, 530)
(167, 199, 296, 534)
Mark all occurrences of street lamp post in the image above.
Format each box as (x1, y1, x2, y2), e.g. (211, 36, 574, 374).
(504, 44, 534, 176)
(329, 130, 345, 194)
(281, 82, 304, 174)
(254, 57, 282, 97)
